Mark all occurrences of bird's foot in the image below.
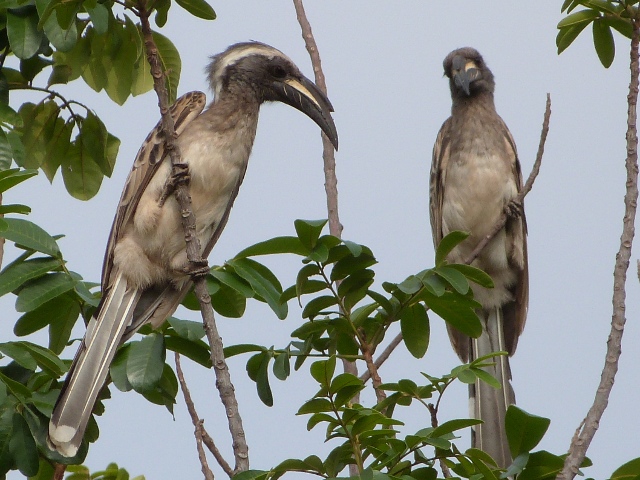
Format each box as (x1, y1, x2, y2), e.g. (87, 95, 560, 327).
(504, 199, 524, 218)
(158, 163, 190, 207)
(178, 258, 210, 280)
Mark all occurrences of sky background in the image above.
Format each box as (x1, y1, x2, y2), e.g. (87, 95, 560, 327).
(2, 1, 639, 479)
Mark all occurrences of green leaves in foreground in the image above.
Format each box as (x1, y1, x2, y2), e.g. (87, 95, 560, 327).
(557, 1, 635, 67)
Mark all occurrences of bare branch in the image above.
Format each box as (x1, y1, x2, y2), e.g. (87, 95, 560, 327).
(195, 420, 215, 480)
(364, 95, 551, 381)
(137, 4, 248, 473)
(427, 403, 452, 478)
(559, 19, 640, 480)
(176, 353, 233, 478)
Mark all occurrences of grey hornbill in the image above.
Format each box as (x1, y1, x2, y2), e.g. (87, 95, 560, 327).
(48, 41, 338, 457)
(430, 47, 528, 467)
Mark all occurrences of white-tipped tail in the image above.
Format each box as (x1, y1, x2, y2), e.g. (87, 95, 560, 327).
(48, 273, 140, 457)
(469, 307, 515, 469)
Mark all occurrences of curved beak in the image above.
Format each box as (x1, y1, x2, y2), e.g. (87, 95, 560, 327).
(451, 55, 480, 96)
(271, 75, 339, 150)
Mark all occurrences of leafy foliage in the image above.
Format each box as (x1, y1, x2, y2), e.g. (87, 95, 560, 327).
(557, 0, 639, 67)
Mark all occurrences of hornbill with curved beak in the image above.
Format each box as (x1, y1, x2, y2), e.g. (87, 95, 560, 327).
(430, 47, 528, 468)
(48, 41, 338, 457)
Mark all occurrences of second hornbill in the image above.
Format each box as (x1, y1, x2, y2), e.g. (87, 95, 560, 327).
(430, 47, 528, 467)
(48, 41, 338, 457)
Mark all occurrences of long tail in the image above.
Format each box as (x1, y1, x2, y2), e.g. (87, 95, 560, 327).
(469, 306, 515, 469)
(48, 272, 140, 457)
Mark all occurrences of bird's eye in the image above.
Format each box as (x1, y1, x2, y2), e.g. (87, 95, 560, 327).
(270, 65, 287, 79)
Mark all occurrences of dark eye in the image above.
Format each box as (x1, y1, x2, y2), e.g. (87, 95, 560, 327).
(270, 65, 287, 79)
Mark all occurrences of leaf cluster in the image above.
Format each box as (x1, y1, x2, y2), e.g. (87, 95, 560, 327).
(557, 0, 640, 67)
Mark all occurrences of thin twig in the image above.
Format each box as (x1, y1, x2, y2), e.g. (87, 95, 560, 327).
(427, 403, 452, 478)
(364, 95, 552, 381)
(292, 0, 362, 392)
(559, 19, 639, 480)
(176, 352, 233, 478)
(195, 420, 215, 480)
(137, 4, 248, 473)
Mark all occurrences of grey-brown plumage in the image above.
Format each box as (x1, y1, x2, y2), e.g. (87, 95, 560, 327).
(48, 41, 338, 457)
(430, 47, 528, 468)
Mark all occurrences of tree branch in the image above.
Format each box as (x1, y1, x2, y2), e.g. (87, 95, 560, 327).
(559, 19, 639, 480)
(137, 4, 248, 473)
(363, 95, 551, 381)
(176, 352, 234, 478)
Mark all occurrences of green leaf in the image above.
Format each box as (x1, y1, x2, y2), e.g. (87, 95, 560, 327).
(0, 342, 37, 370)
(110, 344, 133, 392)
(254, 352, 273, 406)
(310, 357, 335, 387)
(16, 341, 67, 377)
(105, 26, 137, 105)
(604, 16, 633, 39)
(86, 3, 109, 35)
(330, 250, 376, 282)
(153, 31, 181, 104)
(557, 22, 590, 54)
(400, 304, 429, 359)
(301, 295, 338, 319)
(37, 0, 77, 52)
(9, 413, 38, 476)
(126, 333, 165, 393)
(435, 265, 469, 294)
(297, 397, 333, 415)
(610, 457, 640, 480)
(0, 256, 62, 297)
(505, 405, 551, 457)
(557, 8, 600, 28)
(272, 351, 290, 381)
(235, 236, 307, 258)
(210, 282, 246, 318)
(224, 343, 265, 358)
(0, 130, 13, 169)
(232, 470, 269, 480)
(2, 218, 60, 257)
(62, 129, 105, 200)
(435, 230, 468, 266)
(15, 272, 75, 312)
(167, 317, 205, 341)
(593, 18, 615, 67)
(228, 258, 286, 319)
(209, 269, 253, 298)
(45, 295, 81, 354)
(174, 0, 216, 19)
(17, 101, 60, 169)
(431, 418, 481, 438)
(294, 219, 327, 250)
(7, 9, 43, 59)
(421, 290, 482, 338)
(447, 263, 494, 288)
(164, 336, 211, 368)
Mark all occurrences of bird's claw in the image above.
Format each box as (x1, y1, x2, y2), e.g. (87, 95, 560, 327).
(158, 163, 191, 207)
(180, 259, 210, 280)
(504, 199, 523, 218)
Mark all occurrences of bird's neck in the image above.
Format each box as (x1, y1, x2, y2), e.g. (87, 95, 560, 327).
(451, 91, 496, 116)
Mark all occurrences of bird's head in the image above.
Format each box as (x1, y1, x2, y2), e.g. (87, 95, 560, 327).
(443, 47, 495, 98)
(207, 41, 338, 149)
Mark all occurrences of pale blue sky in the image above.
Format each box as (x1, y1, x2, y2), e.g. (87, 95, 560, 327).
(2, 2, 638, 478)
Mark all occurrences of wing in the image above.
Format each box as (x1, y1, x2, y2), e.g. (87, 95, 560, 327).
(130, 150, 251, 334)
(497, 116, 529, 354)
(430, 117, 452, 247)
(101, 91, 208, 288)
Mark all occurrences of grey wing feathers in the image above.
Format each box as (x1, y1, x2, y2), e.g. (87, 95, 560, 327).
(102, 91, 207, 287)
(429, 118, 451, 248)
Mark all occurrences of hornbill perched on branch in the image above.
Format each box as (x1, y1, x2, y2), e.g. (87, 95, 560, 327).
(48, 41, 338, 457)
(430, 47, 528, 468)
